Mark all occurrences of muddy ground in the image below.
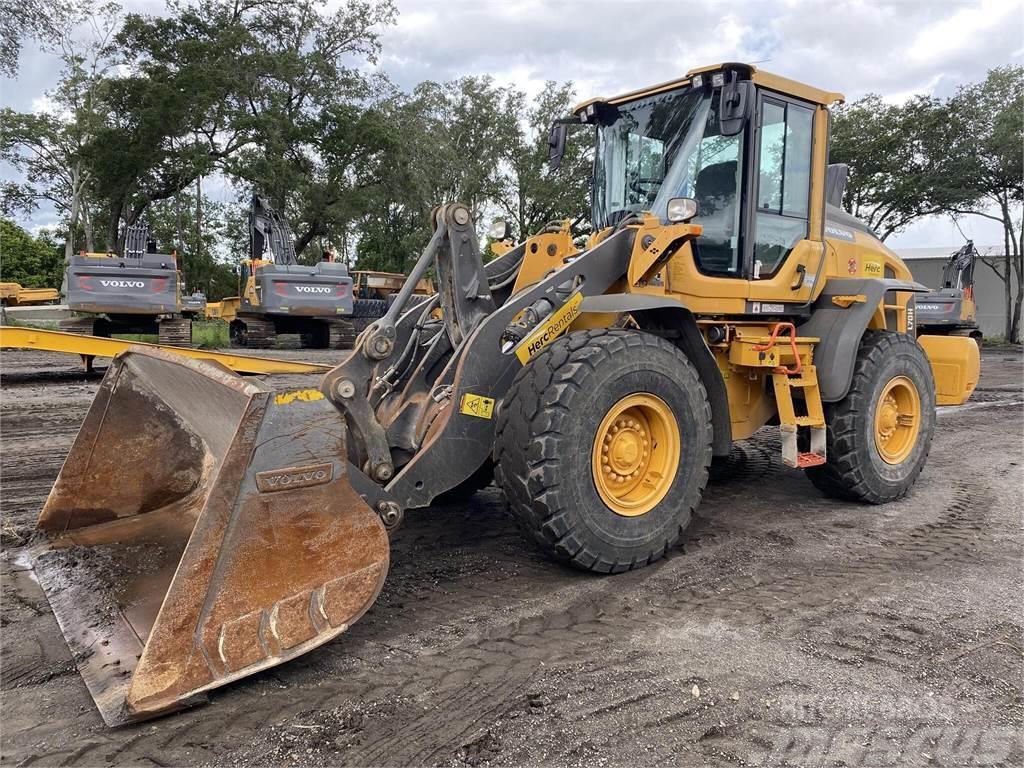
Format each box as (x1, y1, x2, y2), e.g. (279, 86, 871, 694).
(1, 347, 1021, 767)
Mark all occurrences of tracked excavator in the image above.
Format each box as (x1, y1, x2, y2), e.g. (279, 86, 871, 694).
(60, 221, 195, 346)
(916, 240, 983, 343)
(226, 196, 356, 348)
(31, 63, 980, 726)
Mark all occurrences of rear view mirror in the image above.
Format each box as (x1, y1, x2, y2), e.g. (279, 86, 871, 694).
(548, 123, 568, 172)
(719, 73, 754, 136)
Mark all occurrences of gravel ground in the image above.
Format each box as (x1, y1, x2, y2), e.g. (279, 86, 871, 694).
(1, 346, 1021, 767)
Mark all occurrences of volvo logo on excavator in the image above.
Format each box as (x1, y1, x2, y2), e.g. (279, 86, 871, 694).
(294, 285, 333, 294)
(99, 279, 145, 288)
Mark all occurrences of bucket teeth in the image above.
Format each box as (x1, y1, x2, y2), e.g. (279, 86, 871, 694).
(33, 348, 389, 725)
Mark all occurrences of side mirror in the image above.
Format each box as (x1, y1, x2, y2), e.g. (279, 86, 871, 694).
(719, 73, 754, 136)
(548, 123, 568, 172)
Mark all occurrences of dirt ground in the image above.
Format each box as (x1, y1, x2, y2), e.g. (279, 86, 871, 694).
(1, 346, 1021, 767)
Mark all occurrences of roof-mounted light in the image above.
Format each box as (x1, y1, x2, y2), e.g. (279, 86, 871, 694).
(711, 72, 726, 88)
(691, 74, 704, 89)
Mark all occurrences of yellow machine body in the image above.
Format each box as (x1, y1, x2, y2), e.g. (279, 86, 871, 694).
(0, 282, 60, 306)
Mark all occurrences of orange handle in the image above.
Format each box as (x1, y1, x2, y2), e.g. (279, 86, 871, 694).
(752, 322, 802, 375)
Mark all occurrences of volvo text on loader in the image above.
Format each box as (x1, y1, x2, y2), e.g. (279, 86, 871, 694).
(59, 221, 198, 346)
(31, 63, 980, 726)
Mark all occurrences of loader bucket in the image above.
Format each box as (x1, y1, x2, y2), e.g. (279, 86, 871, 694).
(32, 347, 389, 726)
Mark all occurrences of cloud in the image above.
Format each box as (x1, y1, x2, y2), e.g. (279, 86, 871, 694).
(375, 0, 1023, 104)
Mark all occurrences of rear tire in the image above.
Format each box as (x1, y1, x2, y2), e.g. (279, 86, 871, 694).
(352, 298, 388, 319)
(495, 329, 712, 573)
(807, 331, 935, 503)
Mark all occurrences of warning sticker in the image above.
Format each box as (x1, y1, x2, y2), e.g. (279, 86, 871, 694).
(514, 291, 584, 365)
(274, 389, 325, 405)
(460, 393, 495, 419)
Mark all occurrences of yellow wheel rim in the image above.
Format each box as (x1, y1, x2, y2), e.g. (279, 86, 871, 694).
(591, 393, 681, 517)
(873, 376, 921, 464)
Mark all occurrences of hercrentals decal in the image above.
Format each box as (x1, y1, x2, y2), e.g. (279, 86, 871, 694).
(294, 285, 333, 294)
(514, 291, 584, 365)
(99, 279, 145, 288)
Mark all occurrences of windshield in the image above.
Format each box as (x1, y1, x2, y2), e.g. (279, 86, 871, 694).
(593, 86, 745, 274)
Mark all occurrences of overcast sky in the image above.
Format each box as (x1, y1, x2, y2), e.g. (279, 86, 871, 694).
(3, 0, 1022, 248)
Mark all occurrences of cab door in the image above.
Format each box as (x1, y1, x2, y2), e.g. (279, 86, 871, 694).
(746, 92, 826, 307)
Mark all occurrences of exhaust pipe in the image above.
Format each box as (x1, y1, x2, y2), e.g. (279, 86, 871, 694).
(32, 347, 389, 725)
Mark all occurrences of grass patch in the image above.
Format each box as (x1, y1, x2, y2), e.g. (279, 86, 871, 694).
(1, 316, 59, 330)
(192, 320, 229, 349)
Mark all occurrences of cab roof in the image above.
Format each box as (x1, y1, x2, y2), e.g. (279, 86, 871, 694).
(572, 62, 845, 115)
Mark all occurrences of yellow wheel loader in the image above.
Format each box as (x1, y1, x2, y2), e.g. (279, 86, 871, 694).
(31, 63, 980, 726)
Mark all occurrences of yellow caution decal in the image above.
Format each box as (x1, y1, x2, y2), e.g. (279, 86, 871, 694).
(460, 393, 495, 419)
(863, 260, 883, 276)
(274, 389, 326, 405)
(514, 291, 584, 365)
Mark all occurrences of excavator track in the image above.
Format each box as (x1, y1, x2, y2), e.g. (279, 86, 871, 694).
(59, 317, 98, 336)
(231, 318, 275, 349)
(327, 320, 358, 349)
(157, 317, 193, 348)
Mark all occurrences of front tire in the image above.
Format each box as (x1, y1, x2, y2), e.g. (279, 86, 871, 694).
(807, 330, 936, 503)
(495, 329, 712, 573)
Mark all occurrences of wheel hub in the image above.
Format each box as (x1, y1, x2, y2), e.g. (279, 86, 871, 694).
(592, 394, 681, 517)
(602, 418, 649, 482)
(873, 375, 921, 465)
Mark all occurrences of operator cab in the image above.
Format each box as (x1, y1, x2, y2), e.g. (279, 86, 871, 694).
(557, 63, 843, 294)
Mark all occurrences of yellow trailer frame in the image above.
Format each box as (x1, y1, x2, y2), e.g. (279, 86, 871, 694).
(0, 283, 60, 306)
(0, 326, 330, 375)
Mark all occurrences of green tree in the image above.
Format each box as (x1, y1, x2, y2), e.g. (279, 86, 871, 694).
(355, 77, 522, 272)
(0, 219, 64, 288)
(495, 81, 591, 240)
(830, 94, 957, 240)
(0, 0, 74, 77)
(145, 190, 237, 299)
(0, 1, 120, 259)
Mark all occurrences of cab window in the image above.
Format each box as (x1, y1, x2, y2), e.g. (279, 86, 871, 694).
(690, 93, 744, 276)
(754, 98, 814, 276)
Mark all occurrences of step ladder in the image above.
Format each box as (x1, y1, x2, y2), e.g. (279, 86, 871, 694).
(750, 323, 827, 469)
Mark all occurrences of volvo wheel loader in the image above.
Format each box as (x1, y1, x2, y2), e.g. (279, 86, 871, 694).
(227, 196, 356, 349)
(31, 63, 980, 726)
(59, 220, 195, 346)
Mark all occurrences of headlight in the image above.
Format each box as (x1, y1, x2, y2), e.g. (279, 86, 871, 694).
(489, 219, 510, 240)
(667, 197, 699, 223)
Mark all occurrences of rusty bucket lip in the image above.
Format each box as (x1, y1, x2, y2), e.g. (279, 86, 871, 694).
(33, 350, 390, 727)
(114, 345, 268, 395)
